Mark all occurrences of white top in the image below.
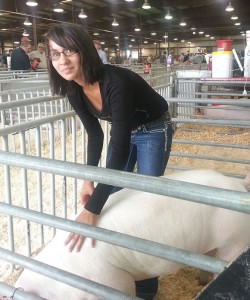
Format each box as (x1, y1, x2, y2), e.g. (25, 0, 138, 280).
(97, 49, 108, 64)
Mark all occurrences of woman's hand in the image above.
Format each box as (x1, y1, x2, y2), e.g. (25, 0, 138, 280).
(80, 180, 94, 206)
(65, 180, 96, 252)
(64, 209, 97, 252)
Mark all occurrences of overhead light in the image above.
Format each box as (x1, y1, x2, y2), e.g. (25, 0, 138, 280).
(191, 26, 196, 30)
(174, 38, 178, 41)
(225, 2, 234, 12)
(24, 17, 32, 25)
(205, 34, 210, 37)
(210, 36, 215, 39)
(79, 9, 87, 18)
(199, 31, 204, 34)
(23, 30, 29, 36)
(180, 19, 186, 26)
(235, 22, 241, 26)
(26, 1, 38, 6)
(231, 15, 238, 20)
(165, 11, 173, 20)
(112, 18, 119, 26)
(125, 0, 134, 1)
(151, 32, 156, 35)
(134, 27, 140, 32)
(93, 32, 99, 36)
(163, 34, 168, 38)
(142, 0, 151, 9)
(53, 6, 64, 13)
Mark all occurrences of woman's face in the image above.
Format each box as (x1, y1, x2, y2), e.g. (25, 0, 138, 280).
(48, 39, 83, 84)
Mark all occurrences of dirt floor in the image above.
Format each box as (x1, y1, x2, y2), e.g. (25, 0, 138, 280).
(168, 123, 250, 176)
(156, 268, 207, 300)
(1, 123, 250, 299)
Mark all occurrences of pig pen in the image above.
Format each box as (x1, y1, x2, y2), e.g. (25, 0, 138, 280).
(1, 75, 250, 299)
(0, 122, 250, 299)
(0, 125, 207, 300)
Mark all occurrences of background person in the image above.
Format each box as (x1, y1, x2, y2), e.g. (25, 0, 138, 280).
(93, 39, 108, 64)
(128, 54, 133, 64)
(179, 52, 185, 63)
(2, 49, 13, 68)
(166, 51, 174, 69)
(160, 50, 167, 64)
(45, 23, 173, 300)
(114, 50, 122, 64)
(11, 37, 31, 71)
(147, 54, 153, 63)
(29, 43, 47, 69)
(183, 50, 190, 63)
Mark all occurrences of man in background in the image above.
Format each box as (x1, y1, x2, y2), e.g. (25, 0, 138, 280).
(29, 43, 47, 69)
(2, 49, 13, 68)
(183, 50, 190, 63)
(114, 51, 122, 64)
(11, 37, 31, 70)
(93, 40, 108, 64)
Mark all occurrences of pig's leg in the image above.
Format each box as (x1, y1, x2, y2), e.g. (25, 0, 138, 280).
(104, 268, 136, 297)
(216, 243, 248, 264)
(198, 249, 217, 285)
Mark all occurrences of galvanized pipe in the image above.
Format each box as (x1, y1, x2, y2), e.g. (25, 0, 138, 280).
(0, 203, 228, 274)
(0, 282, 44, 300)
(0, 151, 249, 214)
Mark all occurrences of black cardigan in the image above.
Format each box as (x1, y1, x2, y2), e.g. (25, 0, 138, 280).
(67, 64, 169, 214)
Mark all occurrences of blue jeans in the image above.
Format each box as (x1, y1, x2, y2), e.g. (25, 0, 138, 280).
(107, 120, 173, 299)
(107, 120, 173, 177)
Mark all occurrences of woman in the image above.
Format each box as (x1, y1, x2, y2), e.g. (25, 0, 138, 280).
(45, 23, 173, 300)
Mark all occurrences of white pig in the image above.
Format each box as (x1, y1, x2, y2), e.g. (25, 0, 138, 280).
(201, 104, 250, 120)
(15, 169, 250, 300)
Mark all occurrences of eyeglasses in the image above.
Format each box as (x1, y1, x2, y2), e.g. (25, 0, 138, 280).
(49, 49, 78, 61)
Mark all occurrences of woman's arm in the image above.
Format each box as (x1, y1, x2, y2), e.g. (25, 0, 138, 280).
(67, 89, 104, 167)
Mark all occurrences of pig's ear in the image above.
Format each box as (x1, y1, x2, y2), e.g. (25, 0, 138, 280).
(242, 168, 250, 189)
(242, 179, 249, 189)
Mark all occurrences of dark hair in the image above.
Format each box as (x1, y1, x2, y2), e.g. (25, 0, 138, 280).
(45, 23, 103, 96)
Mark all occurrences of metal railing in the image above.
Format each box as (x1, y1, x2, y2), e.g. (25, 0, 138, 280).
(1, 152, 247, 299)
